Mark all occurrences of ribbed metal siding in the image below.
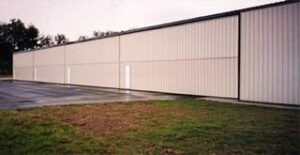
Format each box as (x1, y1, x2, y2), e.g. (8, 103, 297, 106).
(121, 16, 238, 61)
(34, 46, 65, 83)
(65, 37, 119, 64)
(241, 2, 300, 105)
(13, 52, 34, 81)
(14, 67, 34, 81)
(120, 59, 237, 97)
(120, 16, 239, 98)
(66, 63, 119, 88)
(65, 37, 119, 88)
(13, 52, 34, 67)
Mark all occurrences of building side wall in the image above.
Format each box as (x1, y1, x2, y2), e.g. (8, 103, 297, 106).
(65, 37, 119, 87)
(33, 46, 65, 83)
(66, 64, 119, 88)
(120, 59, 237, 97)
(65, 37, 119, 64)
(13, 52, 34, 80)
(121, 16, 238, 61)
(14, 67, 33, 81)
(13, 52, 34, 67)
(34, 66, 65, 83)
(240, 2, 300, 105)
(120, 16, 239, 98)
(12, 2, 299, 105)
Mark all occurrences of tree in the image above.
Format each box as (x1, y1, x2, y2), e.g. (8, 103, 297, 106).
(78, 35, 89, 41)
(0, 19, 40, 75)
(38, 35, 54, 47)
(54, 34, 68, 45)
(93, 30, 118, 38)
(25, 25, 39, 49)
(93, 31, 105, 37)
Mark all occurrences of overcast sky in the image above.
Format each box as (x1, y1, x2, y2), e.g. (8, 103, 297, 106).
(0, 0, 283, 41)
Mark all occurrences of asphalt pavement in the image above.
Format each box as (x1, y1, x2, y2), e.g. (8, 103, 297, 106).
(0, 80, 180, 109)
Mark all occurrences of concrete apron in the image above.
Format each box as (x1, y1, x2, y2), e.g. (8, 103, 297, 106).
(199, 97, 300, 110)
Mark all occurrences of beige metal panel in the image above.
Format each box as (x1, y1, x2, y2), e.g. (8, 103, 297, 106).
(66, 63, 119, 88)
(33, 46, 65, 83)
(120, 58, 238, 98)
(120, 15, 238, 98)
(241, 2, 300, 105)
(14, 67, 33, 81)
(34, 46, 65, 66)
(65, 37, 119, 65)
(120, 16, 238, 62)
(35, 66, 65, 83)
(13, 52, 33, 67)
(13, 52, 34, 81)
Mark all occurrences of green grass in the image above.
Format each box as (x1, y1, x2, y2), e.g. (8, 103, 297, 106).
(0, 99, 299, 154)
(0, 111, 107, 154)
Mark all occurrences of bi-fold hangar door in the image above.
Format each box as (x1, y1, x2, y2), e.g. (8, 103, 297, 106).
(119, 16, 239, 98)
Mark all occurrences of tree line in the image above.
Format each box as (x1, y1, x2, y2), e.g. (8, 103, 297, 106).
(0, 19, 119, 75)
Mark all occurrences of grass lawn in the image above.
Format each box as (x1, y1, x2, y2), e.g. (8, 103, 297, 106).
(0, 99, 299, 154)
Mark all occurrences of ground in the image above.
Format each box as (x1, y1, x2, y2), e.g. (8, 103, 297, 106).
(0, 99, 299, 154)
(0, 80, 178, 109)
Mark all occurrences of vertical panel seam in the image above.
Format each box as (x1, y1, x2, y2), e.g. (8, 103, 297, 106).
(238, 13, 241, 100)
(64, 45, 66, 84)
(32, 51, 35, 80)
(119, 36, 121, 89)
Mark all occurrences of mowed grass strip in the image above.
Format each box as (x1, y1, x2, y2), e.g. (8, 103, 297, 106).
(0, 99, 299, 154)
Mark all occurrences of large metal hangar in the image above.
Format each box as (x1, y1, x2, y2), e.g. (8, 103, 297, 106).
(13, 1, 300, 105)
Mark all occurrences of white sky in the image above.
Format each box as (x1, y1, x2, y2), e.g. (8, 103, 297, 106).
(0, 0, 284, 41)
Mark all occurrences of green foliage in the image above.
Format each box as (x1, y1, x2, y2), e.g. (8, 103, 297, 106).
(0, 19, 70, 75)
(78, 35, 89, 41)
(93, 30, 118, 38)
(0, 19, 39, 75)
(38, 35, 55, 47)
(54, 34, 68, 45)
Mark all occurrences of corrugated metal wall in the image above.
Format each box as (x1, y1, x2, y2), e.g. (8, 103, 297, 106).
(34, 46, 65, 83)
(13, 52, 34, 81)
(240, 2, 300, 105)
(15, 37, 120, 88)
(12, 2, 299, 105)
(65, 37, 119, 88)
(120, 16, 239, 98)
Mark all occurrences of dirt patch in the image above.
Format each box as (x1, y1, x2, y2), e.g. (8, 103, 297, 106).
(54, 102, 188, 136)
